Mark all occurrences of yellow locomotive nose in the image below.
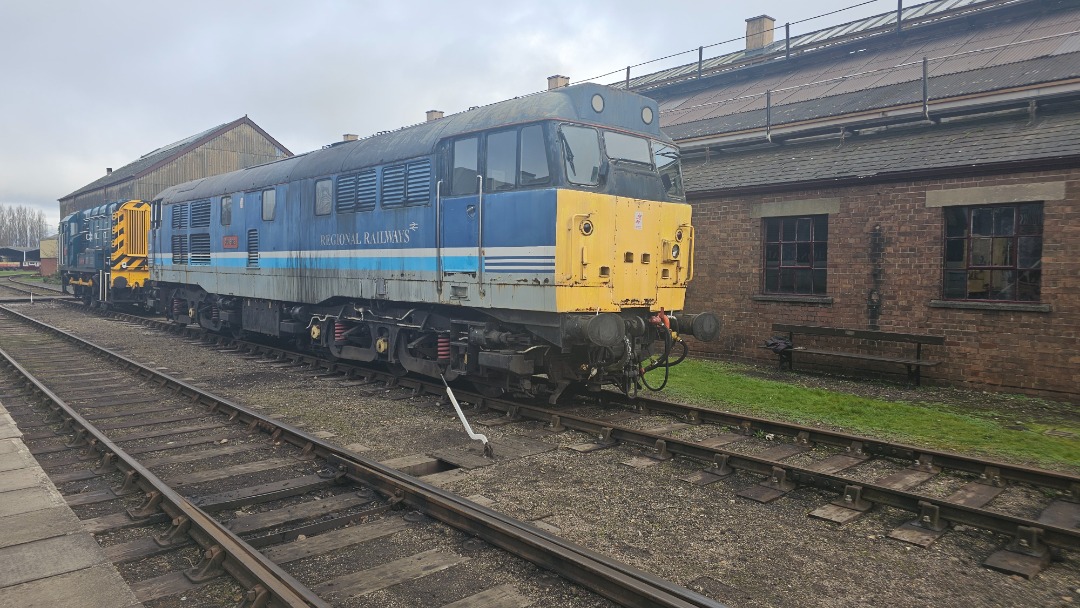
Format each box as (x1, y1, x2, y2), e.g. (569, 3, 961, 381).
(555, 190, 693, 313)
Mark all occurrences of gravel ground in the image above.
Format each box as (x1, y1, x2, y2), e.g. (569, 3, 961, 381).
(11, 301, 1080, 608)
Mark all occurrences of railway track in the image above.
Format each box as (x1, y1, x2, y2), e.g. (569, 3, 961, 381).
(38, 298, 1080, 582)
(0, 304, 723, 608)
(0, 274, 62, 301)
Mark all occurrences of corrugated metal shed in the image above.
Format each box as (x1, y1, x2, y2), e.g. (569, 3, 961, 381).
(626, 0, 1008, 91)
(636, 0, 1080, 142)
(59, 116, 292, 217)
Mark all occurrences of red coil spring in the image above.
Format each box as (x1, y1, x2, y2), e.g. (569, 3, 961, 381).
(437, 335, 451, 361)
(172, 298, 183, 315)
(334, 320, 347, 343)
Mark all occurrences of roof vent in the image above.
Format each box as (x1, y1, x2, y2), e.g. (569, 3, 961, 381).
(426, 110, 444, 122)
(343, 134, 358, 142)
(745, 15, 775, 51)
(106, 168, 113, 175)
(547, 75, 569, 90)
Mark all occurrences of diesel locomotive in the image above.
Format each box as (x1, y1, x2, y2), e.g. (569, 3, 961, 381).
(60, 83, 719, 401)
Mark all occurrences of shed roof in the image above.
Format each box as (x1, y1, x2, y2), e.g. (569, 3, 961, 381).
(635, 0, 1080, 142)
(59, 116, 292, 201)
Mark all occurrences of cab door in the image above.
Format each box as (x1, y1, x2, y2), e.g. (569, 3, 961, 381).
(438, 136, 482, 292)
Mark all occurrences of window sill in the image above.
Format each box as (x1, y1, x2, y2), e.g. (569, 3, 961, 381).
(752, 294, 833, 305)
(928, 300, 1051, 313)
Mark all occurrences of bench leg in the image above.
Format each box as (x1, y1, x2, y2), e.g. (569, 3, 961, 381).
(907, 364, 921, 386)
(778, 349, 792, 371)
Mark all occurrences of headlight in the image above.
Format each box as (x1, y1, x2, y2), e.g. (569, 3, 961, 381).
(675, 229, 684, 242)
(671, 244, 680, 259)
(580, 220, 594, 236)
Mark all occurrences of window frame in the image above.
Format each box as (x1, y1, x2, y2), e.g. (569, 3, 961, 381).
(941, 202, 1043, 302)
(450, 136, 480, 196)
(559, 124, 602, 187)
(761, 214, 829, 296)
(314, 179, 333, 216)
(261, 188, 276, 221)
(220, 195, 232, 226)
(484, 128, 519, 193)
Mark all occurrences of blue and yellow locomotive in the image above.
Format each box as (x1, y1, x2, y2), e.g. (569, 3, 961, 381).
(71, 83, 719, 400)
(59, 199, 152, 307)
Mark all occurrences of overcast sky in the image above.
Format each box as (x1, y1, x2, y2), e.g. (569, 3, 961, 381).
(0, 0, 897, 229)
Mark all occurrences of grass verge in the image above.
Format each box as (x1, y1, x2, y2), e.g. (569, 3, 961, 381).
(647, 359, 1080, 470)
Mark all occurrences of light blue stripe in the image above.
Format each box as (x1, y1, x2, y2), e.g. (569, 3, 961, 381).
(154, 254, 556, 274)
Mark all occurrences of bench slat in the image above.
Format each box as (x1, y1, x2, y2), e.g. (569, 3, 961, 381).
(793, 349, 940, 367)
(771, 324, 945, 345)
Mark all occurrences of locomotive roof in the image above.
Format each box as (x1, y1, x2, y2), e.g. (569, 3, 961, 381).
(156, 83, 669, 204)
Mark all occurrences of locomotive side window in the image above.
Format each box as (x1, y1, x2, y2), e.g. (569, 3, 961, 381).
(559, 126, 601, 186)
(653, 143, 684, 200)
(485, 130, 517, 192)
(451, 137, 479, 196)
(221, 196, 232, 226)
(519, 124, 549, 186)
(262, 188, 276, 221)
(314, 179, 332, 216)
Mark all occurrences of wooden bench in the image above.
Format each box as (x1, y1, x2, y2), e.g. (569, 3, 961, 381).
(766, 324, 945, 386)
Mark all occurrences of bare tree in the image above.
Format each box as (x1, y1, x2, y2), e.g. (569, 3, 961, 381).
(0, 204, 52, 247)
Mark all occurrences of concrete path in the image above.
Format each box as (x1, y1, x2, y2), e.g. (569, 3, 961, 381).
(0, 401, 142, 608)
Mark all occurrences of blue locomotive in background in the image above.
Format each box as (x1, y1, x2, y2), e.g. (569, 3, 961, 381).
(63, 83, 719, 401)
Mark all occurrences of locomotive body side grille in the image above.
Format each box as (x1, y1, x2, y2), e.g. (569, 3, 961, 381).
(247, 230, 259, 267)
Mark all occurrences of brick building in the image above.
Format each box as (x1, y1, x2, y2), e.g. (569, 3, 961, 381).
(59, 116, 291, 218)
(631, 0, 1079, 399)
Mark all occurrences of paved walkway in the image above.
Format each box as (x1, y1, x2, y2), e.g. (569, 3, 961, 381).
(0, 401, 142, 608)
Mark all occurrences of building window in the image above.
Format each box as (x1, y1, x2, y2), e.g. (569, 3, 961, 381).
(763, 215, 828, 295)
(315, 179, 332, 216)
(943, 203, 1042, 301)
(221, 196, 232, 226)
(262, 189, 276, 221)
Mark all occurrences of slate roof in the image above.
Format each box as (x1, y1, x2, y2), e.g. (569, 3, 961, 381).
(638, 0, 1080, 141)
(59, 116, 292, 200)
(682, 101, 1080, 194)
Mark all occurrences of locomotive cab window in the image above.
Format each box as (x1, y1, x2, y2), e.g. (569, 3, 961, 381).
(262, 188, 276, 221)
(559, 125, 601, 186)
(221, 196, 232, 226)
(315, 179, 332, 216)
(451, 137, 479, 196)
(604, 131, 651, 166)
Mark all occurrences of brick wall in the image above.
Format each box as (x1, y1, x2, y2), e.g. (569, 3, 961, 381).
(685, 167, 1080, 400)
